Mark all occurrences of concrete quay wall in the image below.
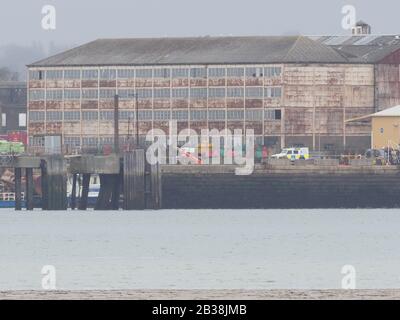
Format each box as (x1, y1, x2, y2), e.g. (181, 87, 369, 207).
(161, 164, 400, 209)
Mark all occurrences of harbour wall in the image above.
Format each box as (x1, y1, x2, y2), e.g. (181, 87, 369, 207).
(161, 162, 400, 209)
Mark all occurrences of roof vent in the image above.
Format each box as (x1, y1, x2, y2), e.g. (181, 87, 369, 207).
(351, 21, 372, 35)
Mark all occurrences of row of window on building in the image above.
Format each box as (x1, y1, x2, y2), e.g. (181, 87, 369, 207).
(29, 66, 282, 81)
(29, 109, 281, 122)
(30, 87, 282, 101)
(32, 134, 269, 148)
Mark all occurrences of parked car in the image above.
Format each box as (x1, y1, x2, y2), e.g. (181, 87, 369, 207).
(271, 147, 310, 160)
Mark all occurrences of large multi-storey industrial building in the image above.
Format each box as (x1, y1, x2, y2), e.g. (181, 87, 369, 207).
(27, 34, 400, 153)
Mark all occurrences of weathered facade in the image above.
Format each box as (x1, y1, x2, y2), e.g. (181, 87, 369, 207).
(26, 35, 400, 153)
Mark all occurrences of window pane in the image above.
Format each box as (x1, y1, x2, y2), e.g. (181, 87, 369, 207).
(30, 90, 45, 101)
(208, 109, 225, 121)
(82, 111, 98, 120)
(46, 111, 63, 121)
(117, 69, 135, 79)
(64, 89, 81, 100)
(172, 88, 189, 98)
(100, 89, 116, 99)
(190, 68, 207, 78)
(100, 111, 114, 120)
(64, 111, 80, 121)
(246, 67, 263, 77)
(227, 110, 244, 120)
(246, 87, 263, 98)
(172, 110, 189, 120)
(29, 111, 45, 122)
(265, 66, 282, 78)
(46, 90, 63, 100)
(137, 88, 152, 99)
(209, 88, 225, 98)
(82, 69, 98, 79)
(227, 67, 244, 77)
(154, 88, 170, 99)
(118, 89, 136, 99)
(46, 70, 63, 80)
(136, 69, 152, 78)
(227, 87, 244, 98)
(265, 87, 282, 98)
(82, 137, 98, 146)
(19, 113, 26, 127)
(208, 68, 226, 78)
(29, 70, 44, 80)
(119, 110, 135, 120)
(190, 88, 207, 99)
(64, 136, 81, 147)
(138, 110, 153, 121)
(153, 68, 170, 78)
(245, 109, 263, 121)
(64, 70, 81, 79)
(172, 68, 188, 78)
(154, 110, 171, 120)
(82, 89, 98, 100)
(100, 69, 116, 80)
(190, 110, 207, 121)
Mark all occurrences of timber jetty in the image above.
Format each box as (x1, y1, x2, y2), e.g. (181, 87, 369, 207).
(3, 154, 400, 210)
(8, 150, 161, 211)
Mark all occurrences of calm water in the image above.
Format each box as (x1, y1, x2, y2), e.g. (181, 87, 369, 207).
(1, 209, 400, 290)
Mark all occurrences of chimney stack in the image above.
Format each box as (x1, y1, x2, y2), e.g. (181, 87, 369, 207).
(352, 21, 372, 35)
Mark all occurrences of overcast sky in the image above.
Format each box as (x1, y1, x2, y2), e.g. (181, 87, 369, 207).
(1, 0, 400, 47)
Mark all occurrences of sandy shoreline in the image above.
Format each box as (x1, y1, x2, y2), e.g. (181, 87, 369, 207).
(1, 289, 400, 300)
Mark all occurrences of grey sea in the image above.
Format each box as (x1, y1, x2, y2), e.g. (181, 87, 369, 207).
(1, 209, 400, 291)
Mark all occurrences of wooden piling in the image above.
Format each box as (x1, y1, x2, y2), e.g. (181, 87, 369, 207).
(111, 173, 121, 210)
(25, 168, 34, 210)
(114, 95, 120, 154)
(123, 150, 145, 210)
(79, 173, 90, 210)
(70, 173, 77, 210)
(40, 160, 48, 210)
(150, 163, 162, 209)
(41, 156, 67, 210)
(15, 167, 22, 211)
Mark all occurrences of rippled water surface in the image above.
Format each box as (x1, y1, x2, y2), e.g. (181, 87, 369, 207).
(1, 209, 400, 290)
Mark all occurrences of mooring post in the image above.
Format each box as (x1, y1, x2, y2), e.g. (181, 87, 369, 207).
(150, 163, 162, 209)
(114, 94, 120, 154)
(40, 160, 48, 210)
(111, 165, 122, 210)
(79, 173, 90, 210)
(70, 173, 77, 210)
(41, 156, 67, 210)
(14, 167, 22, 211)
(25, 168, 34, 210)
(95, 174, 110, 210)
(123, 150, 145, 210)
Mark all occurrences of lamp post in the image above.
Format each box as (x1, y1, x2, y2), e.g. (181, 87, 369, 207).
(128, 93, 139, 148)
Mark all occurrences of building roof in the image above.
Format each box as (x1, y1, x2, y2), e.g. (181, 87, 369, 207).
(28, 36, 350, 67)
(346, 105, 400, 123)
(372, 105, 400, 117)
(311, 35, 400, 63)
(355, 20, 370, 27)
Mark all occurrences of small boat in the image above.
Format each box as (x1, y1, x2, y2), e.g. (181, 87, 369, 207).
(67, 175, 100, 207)
(0, 192, 25, 208)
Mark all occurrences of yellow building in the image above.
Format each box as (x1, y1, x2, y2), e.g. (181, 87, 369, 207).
(347, 105, 400, 150)
(371, 106, 400, 149)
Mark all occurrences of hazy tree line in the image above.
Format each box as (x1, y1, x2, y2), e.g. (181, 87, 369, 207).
(0, 41, 72, 81)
